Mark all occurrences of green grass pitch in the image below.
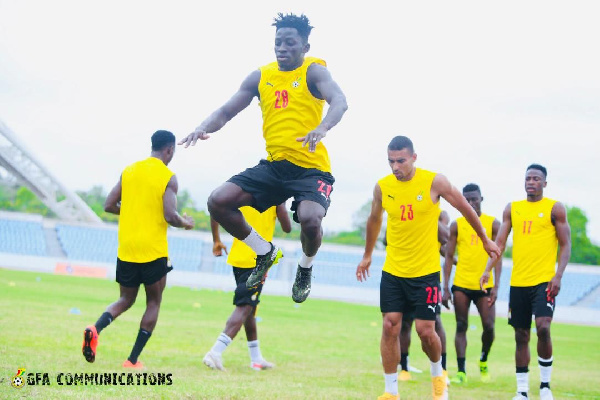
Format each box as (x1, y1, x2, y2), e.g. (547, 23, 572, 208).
(0, 268, 599, 399)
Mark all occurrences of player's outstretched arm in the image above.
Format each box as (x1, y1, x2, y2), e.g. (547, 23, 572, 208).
(162, 175, 194, 230)
(356, 184, 384, 282)
(481, 203, 512, 290)
(433, 174, 501, 260)
(297, 64, 348, 153)
(276, 203, 292, 233)
(104, 176, 122, 215)
(179, 70, 261, 148)
(547, 202, 572, 298)
(442, 221, 458, 309)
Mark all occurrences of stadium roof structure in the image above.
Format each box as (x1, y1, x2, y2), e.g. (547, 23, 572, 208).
(0, 120, 102, 224)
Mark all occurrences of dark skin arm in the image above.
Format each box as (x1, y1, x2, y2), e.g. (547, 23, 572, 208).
(481, 203, 512, 290)
(276, 203, 292, 233)
(442, 221, 458, 309)
(104, 176, 122, 215)
(547, 202, 571, 298)
(211, 217, 228, 256)
(178, 70, 261, 147)
(487, 218, 502, 305)
(356, 184, 384, 282)
(163, 175, 194, 229)
(297, 64, 348, 152)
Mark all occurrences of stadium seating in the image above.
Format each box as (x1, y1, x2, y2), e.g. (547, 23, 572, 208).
(56, 225, 204, 270)
(308, 249, 384, 289)
(167, 236, 204, 272)
(450, 263, 600, 306)
(56, 225, 118, 263)
(4, 217, 600, 308)
(0, 219, 46, 256)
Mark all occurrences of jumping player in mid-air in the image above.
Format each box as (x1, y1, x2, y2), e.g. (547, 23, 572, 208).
(179, 13, 347, 303)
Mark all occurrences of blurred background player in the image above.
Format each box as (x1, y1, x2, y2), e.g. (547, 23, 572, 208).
(81, 130, 194, 368)
(442, 183, 500, 384)
(203, 204, 291, 371)
(481, 164, 571, 400)
(356, 136, 500, 400)
(178, 13, 347, 303)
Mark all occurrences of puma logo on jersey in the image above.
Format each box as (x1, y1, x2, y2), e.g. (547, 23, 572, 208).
(428, 305, 436, 313)
(387, 194, 395, 200)
(546, 302, 554, 311)
(266, 82, 274, 87)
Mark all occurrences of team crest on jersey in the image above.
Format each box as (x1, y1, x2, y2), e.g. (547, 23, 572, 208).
(291, 77, 302, 88)
(416, 191, 424, 201)
(538, 213, 544, 218)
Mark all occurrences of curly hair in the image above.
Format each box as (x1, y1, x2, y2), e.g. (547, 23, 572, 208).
(272, 13, 314, 41)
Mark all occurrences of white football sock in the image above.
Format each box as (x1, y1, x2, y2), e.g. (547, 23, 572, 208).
(241, 228, 271, 256)
(384, 372, 398, 395)
(430, 358, 443, 377)
(248, 340, 263, 362)
(298, 253, 314, 269)
(211, 332, 232, 355)
(539, 356, 553, 384)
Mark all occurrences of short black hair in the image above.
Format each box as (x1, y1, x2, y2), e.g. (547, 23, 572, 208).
(462, 183, 481, 194)
(272, 13, 313, 41)
(388, 136, 414, 153)
(151, 130, 175, 151)
(527, 163, 547, 178)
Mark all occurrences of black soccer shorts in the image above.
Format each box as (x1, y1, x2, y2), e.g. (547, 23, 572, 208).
(508, 282, 554, 329)
(380, 271, 441, 321)
(228, 159, 335, 222)
(116, 257, 172, 288)
(232, 267, 263, 307)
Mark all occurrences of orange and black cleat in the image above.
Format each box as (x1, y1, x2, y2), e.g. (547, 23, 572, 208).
(82, 325, 98, 363)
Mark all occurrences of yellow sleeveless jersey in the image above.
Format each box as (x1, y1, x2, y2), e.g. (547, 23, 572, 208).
(227, 206, 277, 268)
(380, 168, 441, 278)
(454, 213, 495, 290)
(258, 56, 330, 172)
(118, 157, 174, 263)
(510, 198, 558, 286)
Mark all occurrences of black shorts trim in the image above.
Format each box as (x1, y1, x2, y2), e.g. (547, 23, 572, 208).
(451, 285, 490, 303)
(380, 271, 441, 321)
(232, 267, 263, 307)
(116, 257, 172, 288)
(228, 159, 335, 222)
(508, 283, 554, 329)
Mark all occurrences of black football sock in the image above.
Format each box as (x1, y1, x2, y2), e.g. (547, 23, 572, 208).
(400, 353, 409, 371)
(95, 312, 114, 334)
(128, 328, 152, 364)
(457, 357, 466, 373)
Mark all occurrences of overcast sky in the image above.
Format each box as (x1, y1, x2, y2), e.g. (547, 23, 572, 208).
(1, 1, 599, 243)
